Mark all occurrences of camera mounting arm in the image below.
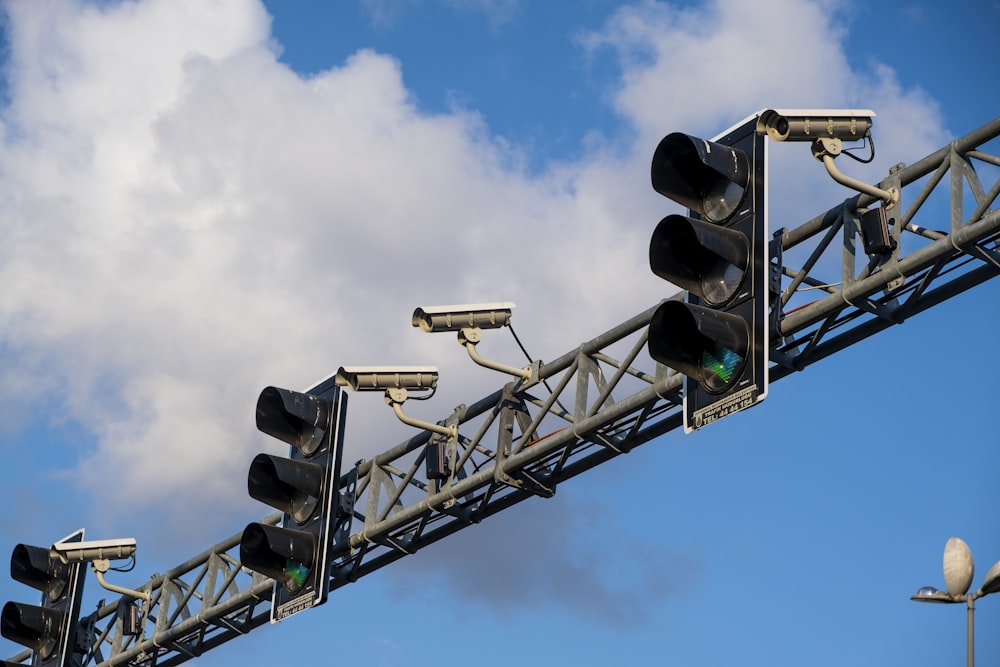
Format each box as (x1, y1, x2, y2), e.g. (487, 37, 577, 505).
(811, 136, 898, 207)
(91, 559, 151, 603)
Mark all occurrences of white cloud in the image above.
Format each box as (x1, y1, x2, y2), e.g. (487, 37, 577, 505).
(0, 0, 653, 541)
(0, 0, 949, 560)
(583, 0, 854, 142)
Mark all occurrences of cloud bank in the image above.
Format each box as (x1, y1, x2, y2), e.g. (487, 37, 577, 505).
(0, 0, 947, 622)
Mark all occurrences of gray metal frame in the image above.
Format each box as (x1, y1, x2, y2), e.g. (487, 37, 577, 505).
(7, 117, 999, 667)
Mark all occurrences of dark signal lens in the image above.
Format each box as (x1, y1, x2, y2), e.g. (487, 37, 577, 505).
(702, 177, 746, 223)
(700, 258, 745, 307)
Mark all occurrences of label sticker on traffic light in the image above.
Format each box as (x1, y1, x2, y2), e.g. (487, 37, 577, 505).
(239, 376, 347, 623)
(647, 115, 768, 431)
(2, 530, 86, 667)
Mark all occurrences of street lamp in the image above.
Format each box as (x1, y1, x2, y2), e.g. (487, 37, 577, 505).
(910, 537, 1000, 667)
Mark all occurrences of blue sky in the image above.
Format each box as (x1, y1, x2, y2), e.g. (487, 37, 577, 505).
(0, 0, 998, 665)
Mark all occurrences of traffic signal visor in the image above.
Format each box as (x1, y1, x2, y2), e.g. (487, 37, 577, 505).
(0, 602, 63, 660)
(9, 545, 69, 603)
(649, 214, 749, 307)
(651, 132, 750, 223)
(239, 523, 316, 594)
(247, 453, 324, 525)
(648, 300, 749, 393)
(256, 386, 330, 457)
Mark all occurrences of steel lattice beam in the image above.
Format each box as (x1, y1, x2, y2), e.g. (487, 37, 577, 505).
(7, 116, 998, 667)
(772, 117, 1000, 376)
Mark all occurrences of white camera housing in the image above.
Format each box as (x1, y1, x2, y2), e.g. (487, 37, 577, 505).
(335, 366, 439, 392)
(412, 302, 514, 333)
(757, 108, 875, 142)
(50, 537, 137, 564)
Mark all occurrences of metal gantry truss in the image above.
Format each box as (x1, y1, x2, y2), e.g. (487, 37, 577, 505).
(7, 117, 999, 667)
(770, 118, 1000, 378)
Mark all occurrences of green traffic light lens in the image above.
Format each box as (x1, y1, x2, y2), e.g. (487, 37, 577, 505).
(284, 559, 310, 593)
(701, 342, 744, 393)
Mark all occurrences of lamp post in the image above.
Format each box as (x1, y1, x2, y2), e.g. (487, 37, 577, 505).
(910, 537, 1000, 667)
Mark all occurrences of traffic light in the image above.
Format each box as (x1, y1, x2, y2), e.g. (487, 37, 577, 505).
(647, 114, 768, 431)
(239, 377, 347, 623)
(1, 530, 86, 667)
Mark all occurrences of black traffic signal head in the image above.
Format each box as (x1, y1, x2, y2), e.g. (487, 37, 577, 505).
(651, 132, 750, 223)
(2, 532, 86, 667)
(242, 378, 348, 623)
(256, 386, 331, 457)
(647, 115, 769, 431)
